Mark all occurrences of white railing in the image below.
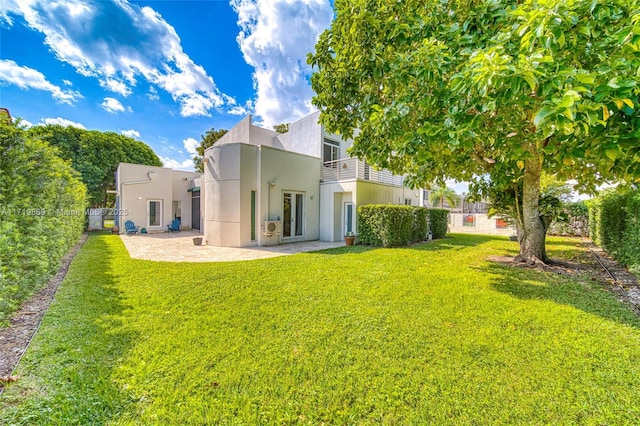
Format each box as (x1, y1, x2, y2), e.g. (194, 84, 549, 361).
(321, 158, 404, 186)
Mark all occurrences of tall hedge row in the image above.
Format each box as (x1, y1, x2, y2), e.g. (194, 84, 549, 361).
(0, 122, 86, 324)
(357, 205, 448, 247)
(587, 189, 640, 273)
(428, 208, 449, 239)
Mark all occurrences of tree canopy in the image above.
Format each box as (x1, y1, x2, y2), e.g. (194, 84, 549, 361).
(429, 185, 459, 209)
(28, 125, 161, 207)
(193, 127, 228, 173)
(273, 123, 290, 133)
(309, 0, 640, 263)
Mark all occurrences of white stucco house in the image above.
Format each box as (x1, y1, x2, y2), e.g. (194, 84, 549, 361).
(203, 111, 420, 247)
(115, 163, 202, 232)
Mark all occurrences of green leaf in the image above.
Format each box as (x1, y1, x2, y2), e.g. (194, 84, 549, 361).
(534, 106, 555, 127)
(521, 73, 537, 91)
(605, 147, 620, 160)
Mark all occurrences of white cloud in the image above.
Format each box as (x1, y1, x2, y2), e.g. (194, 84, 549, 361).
(183, 137, 199, 155)
(147, 86, 160, 101)
(62, 79, 72, 86)
(101, 77, 132, 97)
(231, 0, 332, 127)
(101, 97, 126, 113)
(121, 129, 141, 139)
(40, 117, 86, 129)
(0, 59, 82, 104)
(17, 118, 33, 129)
(3, 0, 239, 116)
(159, 156, 195, 171)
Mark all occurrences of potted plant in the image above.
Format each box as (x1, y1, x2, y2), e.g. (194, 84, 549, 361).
(345, 231, 355, 246)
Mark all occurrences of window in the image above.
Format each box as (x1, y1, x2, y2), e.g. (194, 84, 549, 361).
(148, 200, 162, 227)
(323, 138, 340, 166)
(404, 198, 412, 206)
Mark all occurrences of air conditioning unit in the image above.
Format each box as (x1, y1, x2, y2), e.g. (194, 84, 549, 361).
(263, 220, 281, 236)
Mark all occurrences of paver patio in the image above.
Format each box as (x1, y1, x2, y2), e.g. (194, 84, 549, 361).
(119, 230, 344, 262)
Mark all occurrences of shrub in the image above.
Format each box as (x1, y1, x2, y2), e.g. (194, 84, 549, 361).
(0, 122, 86, 325)
(548, 202, 589, 236)
(587, 189, 640, 273)
(586, 197, 602, 245)
(428, 208, 449, 239)
(412, 207, 429, 242)
(357, 205, 431, 247)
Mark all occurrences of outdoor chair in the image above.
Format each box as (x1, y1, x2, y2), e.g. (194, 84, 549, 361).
(124, 220, 140, 235)
(167, 219, 181, 232)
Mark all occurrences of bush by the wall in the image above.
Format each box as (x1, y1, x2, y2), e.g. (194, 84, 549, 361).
(587, 189, 640, 273)
(357, 205, 432, 247)
(412, 207, 429, 242)
(428, 208, 449, 239)
(0, 122, 86, 325)
(357, 205, 413, 247)
(548, 202, 589, 236)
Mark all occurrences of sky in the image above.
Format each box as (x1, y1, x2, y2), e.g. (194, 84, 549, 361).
(0, 0, 334, 171)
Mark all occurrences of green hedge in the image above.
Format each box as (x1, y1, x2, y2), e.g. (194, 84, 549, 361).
(427, 208, 449, 239)
(357, 205, 445, 247)
(548, 202, 589, 236)
(412, 207, 429, 242)
(0, 122, 86, 325)
(587, 189, 640, 273)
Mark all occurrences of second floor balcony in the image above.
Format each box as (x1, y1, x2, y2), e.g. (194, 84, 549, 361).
(321, 158, 404, 187)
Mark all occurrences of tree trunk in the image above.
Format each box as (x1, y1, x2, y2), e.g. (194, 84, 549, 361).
(514, 154, 549, 264)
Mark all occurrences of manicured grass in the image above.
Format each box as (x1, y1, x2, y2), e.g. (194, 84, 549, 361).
(2, 233, 640, 424)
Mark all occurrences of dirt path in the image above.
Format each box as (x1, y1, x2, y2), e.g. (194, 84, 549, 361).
(0, 234, 88, 389)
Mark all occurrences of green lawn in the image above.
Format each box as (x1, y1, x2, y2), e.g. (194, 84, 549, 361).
(2, 233, 640, 424)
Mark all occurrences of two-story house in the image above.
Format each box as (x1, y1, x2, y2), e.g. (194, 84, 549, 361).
(202, 111, 419, 247)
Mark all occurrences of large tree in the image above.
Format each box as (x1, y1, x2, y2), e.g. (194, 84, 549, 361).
(193, 127, 228, 173)
(28, 125, 162, 207)
(309, 0, 640, 264)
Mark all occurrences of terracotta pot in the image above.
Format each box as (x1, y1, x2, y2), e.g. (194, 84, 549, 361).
(345, 236, 355, 246)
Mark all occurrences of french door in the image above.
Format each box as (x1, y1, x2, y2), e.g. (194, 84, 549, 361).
(283, 192, 304, 238)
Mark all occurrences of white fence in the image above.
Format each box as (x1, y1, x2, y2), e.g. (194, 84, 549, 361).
(448, 213, 515, 236)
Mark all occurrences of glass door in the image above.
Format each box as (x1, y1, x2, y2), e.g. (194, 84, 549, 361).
(283, 192, 304, 238)
(344, 202, 354, 236)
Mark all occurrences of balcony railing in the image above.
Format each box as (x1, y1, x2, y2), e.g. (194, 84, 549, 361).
(321, 158, 404, 186)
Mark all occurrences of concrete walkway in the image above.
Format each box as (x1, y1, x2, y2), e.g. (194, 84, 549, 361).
(120, 230, 344, 262)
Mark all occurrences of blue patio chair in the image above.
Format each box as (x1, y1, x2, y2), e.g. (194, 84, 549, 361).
(167, 218, 181, 232)
(124, 220, 139, 235)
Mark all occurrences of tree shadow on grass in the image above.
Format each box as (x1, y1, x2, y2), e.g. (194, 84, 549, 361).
(0, 233, 139, 424)
(483, 260, 640, 328)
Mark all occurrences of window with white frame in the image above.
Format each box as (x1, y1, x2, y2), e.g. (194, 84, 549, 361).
(323, 138, 340, 166)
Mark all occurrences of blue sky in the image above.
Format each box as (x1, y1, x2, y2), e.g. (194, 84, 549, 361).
(0, 0, 334, 170)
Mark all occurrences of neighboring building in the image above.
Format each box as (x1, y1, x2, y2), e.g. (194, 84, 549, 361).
(203, 112, 419, 247)
(115, 163, 202, 233)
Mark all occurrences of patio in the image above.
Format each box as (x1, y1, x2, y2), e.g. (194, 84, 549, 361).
(119, 230, 344, 262)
